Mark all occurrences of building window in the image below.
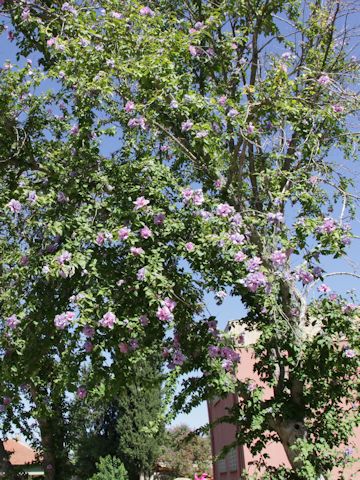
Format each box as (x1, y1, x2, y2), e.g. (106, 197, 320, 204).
(227, 448, 238, 472)
(217, 458, 227, 474)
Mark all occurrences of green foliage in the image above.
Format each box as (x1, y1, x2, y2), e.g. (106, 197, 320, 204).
(89, 456, 128, 480)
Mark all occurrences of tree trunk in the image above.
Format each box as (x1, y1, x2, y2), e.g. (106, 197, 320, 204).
(38, 417, 57, 480)
(274, 418, 306, 469)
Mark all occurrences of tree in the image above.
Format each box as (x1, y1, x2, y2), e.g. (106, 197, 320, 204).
(0, 1, 359, 479)
(159, 425, 212, 478)
(89, 456, 128, 480)
(71, 361, 164, 480)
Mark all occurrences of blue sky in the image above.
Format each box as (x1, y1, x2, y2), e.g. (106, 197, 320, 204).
(1, 6, 359, 432)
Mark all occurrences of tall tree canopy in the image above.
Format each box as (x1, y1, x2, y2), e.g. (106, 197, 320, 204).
(0, 1, 359, 479)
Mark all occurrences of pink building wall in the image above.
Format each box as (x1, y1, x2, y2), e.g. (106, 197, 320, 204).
(208, 327, 359, 479)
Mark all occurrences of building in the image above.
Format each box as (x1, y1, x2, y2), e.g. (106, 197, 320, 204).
(2, 439, 44, 478)
(208, 321, 360, 479)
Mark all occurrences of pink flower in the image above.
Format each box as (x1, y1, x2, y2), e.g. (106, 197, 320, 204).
(243, 272, 267, 292)
(47, 37, 57, 47)
(130, 246, 145, 256)
(185, 242, 195, 252)
(140, 6, 154, 16)
(6, 315, 20, 330)
(189, 45, 198, 57)
(156, 305, 173, 322)
(193, 189, 204, 205)
(111, 11, 123, 19)
(234, 251, 247, 262)
(70, 124, 79, 135)
(119, 342, 129, 353)
(118, 227, 131, 240)
(270, 250, 287, 267)
(21, 7, 30, 21)
(96, 232, 106, 246)
(318, 75, 331, 85)
(54, 311, 75, 330)
(77, 386, 87, 400)
(128, 117, 146, 129)
(7, 199, 22, 213)
(140, 226, 152, 239)
(124, 100, 135, 113)
(164, 298, 177, 311)
(318, 284, 331, 294)
(216, 203, 234, 217)
(133, 196, 150, 210)
(218, 96, 227, 106)
(99, 311, 117, 328)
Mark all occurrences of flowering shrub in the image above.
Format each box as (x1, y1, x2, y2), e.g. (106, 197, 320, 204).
(0, 1, 359, 479)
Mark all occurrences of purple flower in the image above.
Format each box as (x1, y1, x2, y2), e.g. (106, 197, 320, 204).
(154, 213, 165, 225)
(57, 191, 68, 203)
(231, 213, 243, 225)
(342, 236, 351, 246)
(84, 341, 93, 353)
(54, 311, 75, 330)
(247, 122, 255, 134)
(216, 203, 234, 217)
(156, 305, 173, 322)
(140, 226, 152, 239)
(318, 284, 331, 294)
(229, 233, 245, 245)
(192, 190, 204, 205)
(234, 251, 247, 262)
(7, 199, 22, 213)
(6, 315, 20, 330)
(21, 7, 30, 21)
(172, 350, 186, 366)
(332, 104, 344, 113)
(20, 255, 29, 266)
(297, 269, 314, 285)
(130, 246, 145, 256)
(208, 346, 221, 358)
(218, 95, 227, 106)
(214, 178, 223, 189)
(195, 130, 209, 138)
(215, 290, 227, 301)
(185, 242, 195, 252)
(99, 311, 117, 329)
(318, 75, 331, 85)
(42, 265, 50, 274)
(129, 339, 139, 350)
(344, 447, 353, 457)
(267, 212, 284, 224)
(246, 256, 262, 272)
(83, 325, 95, 338)
(270, 250, 287, 267)
(133, 196, 150, 210)
(137, 267, 146, 281)
(181, 119, 194, 132)
(140, 315, 150, 326)
(343, 346, 356, 358)
(124, 100, 135, 113)
(318, 217, 336, 234)
(128, 117, 146, 129)
(243, 272, 267, 292)
(221, 359, 234, 372)
(111, 11, 123, 19)
(170, 99, 179, 109)
(246, 382, 257, 392)
(57, 251, 72, 265)
(27, 191, 38, 204)
(77, 386, 87, 400)
(70, 124, 79, 135)
(140, 6, 154, 16)
(118, 227, 131, 240)
(227, 108, 239, 118)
